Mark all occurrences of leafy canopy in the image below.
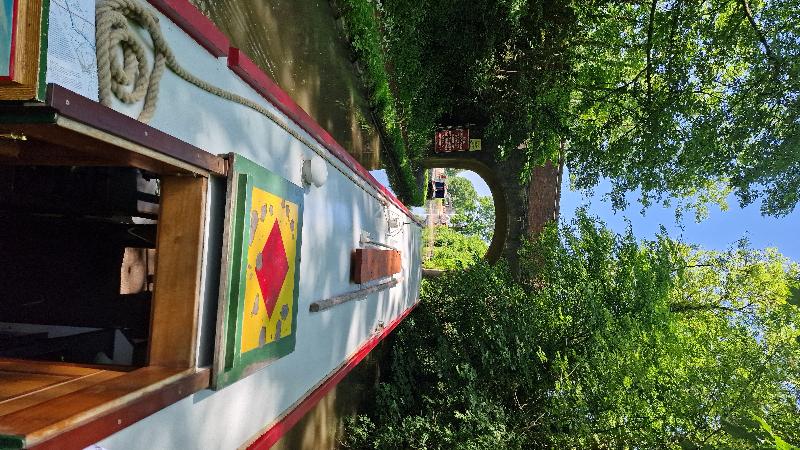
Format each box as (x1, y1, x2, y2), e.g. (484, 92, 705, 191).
(446, 176, 495, 242)
(380, 0, 800, 216)
(569, 0, 800, 217)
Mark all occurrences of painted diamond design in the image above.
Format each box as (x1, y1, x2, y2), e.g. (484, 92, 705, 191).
(255, 219, 289, 319)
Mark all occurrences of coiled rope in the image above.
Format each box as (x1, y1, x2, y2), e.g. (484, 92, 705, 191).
(96, 0, 278, 123)
(94, 0, 394, 209)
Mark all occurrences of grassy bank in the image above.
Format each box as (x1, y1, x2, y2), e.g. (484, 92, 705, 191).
(335, 0, 424, 206)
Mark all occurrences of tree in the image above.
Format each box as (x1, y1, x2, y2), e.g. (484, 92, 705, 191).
(346, 214, 800, 449)
(446, 175, 495, 242)
(568, 0, 800, 217)
(381, 0, 800, 222)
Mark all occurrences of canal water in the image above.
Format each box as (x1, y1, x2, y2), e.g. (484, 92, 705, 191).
(190, 0, 382, 169)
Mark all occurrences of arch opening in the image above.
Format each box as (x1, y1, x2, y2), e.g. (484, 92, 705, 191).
(422, 157, 508, 265)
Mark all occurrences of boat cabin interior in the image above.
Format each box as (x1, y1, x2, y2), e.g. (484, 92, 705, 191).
(0, 90, 216, 449)
(0, 166, 156, 368)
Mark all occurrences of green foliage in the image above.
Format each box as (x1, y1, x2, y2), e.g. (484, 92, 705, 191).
(447, 176, 495, 242)
(337, 0, 423, 205)
(368, 0, 800, 216)
(346, 214, 800, 449)
(380, 0, 574, 165)
(423, 226, 487, 270)
(568, 0, 800, 216)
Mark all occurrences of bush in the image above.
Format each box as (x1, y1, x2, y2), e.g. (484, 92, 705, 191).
(345, 214, 800, 449)
(423, 226, 488, 270)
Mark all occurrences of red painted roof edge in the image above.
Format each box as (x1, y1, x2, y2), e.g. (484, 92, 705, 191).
(226, 47, 416, 221)
(147, 0, 229, 57)
(247, 301, 419, 449)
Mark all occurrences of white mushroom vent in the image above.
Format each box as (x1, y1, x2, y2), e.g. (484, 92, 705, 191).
(302, 156, 328, 188)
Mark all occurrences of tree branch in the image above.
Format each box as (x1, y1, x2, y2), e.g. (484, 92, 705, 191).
(737, 0, 782, 71)
(670, 301, 754, 314)
(646, 0, 658, 106)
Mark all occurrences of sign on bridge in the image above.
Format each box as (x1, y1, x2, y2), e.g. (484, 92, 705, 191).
(434, 128, 481, 153)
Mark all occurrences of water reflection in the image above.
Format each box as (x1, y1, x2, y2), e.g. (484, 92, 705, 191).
(191, 0, 381, 169)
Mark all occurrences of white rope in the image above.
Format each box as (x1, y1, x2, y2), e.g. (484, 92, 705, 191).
(95, 0, 397, 211)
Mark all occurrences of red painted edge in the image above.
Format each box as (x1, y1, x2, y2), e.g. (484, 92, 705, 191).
(227, 47, 418, 223)
(147, 0, 229, 57)
(247, 301, 419, 449)
(0, 0, 19, 82)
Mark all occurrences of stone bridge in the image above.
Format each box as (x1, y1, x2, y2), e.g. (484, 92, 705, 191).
(424, 148, 558, 272)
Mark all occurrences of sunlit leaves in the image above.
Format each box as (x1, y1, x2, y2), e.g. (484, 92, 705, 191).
(569, 0, 800, 216)
(347, 214, 800, 449)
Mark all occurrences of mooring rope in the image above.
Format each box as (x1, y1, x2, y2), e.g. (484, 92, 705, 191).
(94, 0, 396, 211)
(95, 0, 279, 123)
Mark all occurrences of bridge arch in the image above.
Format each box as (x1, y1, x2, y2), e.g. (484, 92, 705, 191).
(423, 156, 508, 264)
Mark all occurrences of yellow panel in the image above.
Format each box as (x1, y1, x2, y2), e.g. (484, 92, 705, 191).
(240, 187, 299, 353)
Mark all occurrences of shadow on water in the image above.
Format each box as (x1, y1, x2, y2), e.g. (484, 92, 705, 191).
(271, 341, 388, 450)
(190, 0, 382, 169)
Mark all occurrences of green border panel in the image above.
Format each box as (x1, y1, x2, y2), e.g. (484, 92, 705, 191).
(215, 153, 304, 389)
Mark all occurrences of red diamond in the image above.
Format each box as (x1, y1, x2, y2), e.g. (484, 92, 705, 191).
(255, 219, 289, 318)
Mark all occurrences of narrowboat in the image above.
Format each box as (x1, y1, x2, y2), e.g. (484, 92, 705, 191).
(0, 0, 422, 448)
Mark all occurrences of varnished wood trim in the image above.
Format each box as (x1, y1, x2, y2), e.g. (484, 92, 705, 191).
(0, 361, 105, 378)
(0, 0, 43, 100)
(0, 371, 126, 417)
(149, 176, 207, 368)
(351, 248, 402, 284)
(28, 369, 209, 450)
(47, 85, 226, 176)
(0, 367, 209, 449)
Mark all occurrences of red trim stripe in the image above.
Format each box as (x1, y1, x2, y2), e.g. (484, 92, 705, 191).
(247, 301, 418, 449)
(147, 0, 230, 57)
(146, 1, 418, 220)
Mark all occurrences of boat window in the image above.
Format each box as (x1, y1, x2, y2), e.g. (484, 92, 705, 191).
(0, 162, 210, 449)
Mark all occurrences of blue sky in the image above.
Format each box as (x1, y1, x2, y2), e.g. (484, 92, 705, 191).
(563, 180, 799, 262)
(373, 168, 799, 262)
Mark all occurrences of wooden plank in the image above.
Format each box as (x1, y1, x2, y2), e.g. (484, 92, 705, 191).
(351, 248, 402, 284)
(148, 176, 207, 368)
(0, 372, 71, 403)
(0, 371, 125, 417)
(28, 369, 209, 450)
(0, 366, 191, 447)
(309, 278, 399, 313)
(0, 99, 225, 177)
(0, 0, 44, 100)
(0, 122, 203, 175)
(0, 360, 102, 378)
(0, 137, 119, 167)
(47, 85, 227, 176)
